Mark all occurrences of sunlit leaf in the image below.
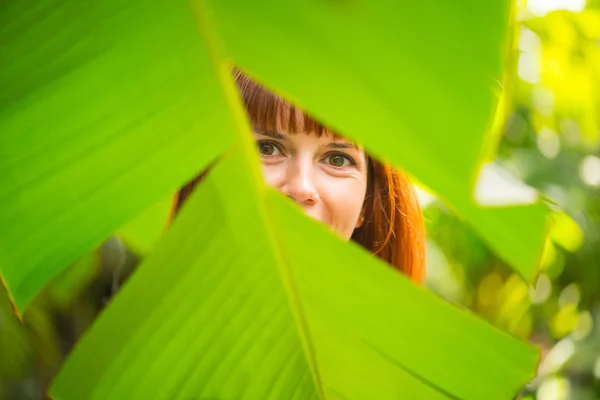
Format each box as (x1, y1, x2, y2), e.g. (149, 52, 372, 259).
(0, 0, 236, 311)
(51, 150, 318, 400)
(51, 149, 539, 399)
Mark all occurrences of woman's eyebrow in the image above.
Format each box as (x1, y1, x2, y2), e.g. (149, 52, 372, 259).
(254, 128, 287, 140)
(327, 142, 357, 150)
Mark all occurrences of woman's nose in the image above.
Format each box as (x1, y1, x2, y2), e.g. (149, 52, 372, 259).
(282, 159, 319, 206)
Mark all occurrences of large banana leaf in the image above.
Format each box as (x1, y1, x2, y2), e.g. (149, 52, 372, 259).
(51, 147, 538, 399)
(0, 0, 236, 311)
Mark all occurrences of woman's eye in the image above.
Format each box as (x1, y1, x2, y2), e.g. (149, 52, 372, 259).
(257, 141, 281, 156)
(327, 154, 352, 168)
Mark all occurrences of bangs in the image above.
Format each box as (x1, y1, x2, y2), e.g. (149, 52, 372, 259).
(233, 68, 337, 138)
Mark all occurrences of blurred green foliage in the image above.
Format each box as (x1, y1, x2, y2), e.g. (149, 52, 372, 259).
(1, 2, 600, 399)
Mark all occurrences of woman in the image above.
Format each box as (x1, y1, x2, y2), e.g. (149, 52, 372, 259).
(172, 69, 425, 283)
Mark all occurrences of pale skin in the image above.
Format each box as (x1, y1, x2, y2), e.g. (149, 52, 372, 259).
(253, 129, 368, 240)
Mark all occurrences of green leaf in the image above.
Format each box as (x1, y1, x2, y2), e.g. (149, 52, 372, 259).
(116, 195, 173, 255)
(204, 0, 550, 279)
(0, 0, 237, 311)
(51, 148, 539, 399)
(268, 190, 539, 399)
(0, 286, 35, 381)
(50, 149, 319, 400)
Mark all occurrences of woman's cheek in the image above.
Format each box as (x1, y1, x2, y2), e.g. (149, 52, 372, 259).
(321, 178, 366, 240)
(260, 162, 285, 189)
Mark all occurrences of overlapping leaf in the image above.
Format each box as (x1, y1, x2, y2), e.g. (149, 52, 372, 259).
(51, 149, 319, 400)
(51, 148, 539, 399)
(0, 0, 236, 311)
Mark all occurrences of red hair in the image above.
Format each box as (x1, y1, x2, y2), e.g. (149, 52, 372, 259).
(170, 69, 425, 283)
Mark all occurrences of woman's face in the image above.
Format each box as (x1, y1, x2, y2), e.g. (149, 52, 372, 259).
(254, 129, 368, 240)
